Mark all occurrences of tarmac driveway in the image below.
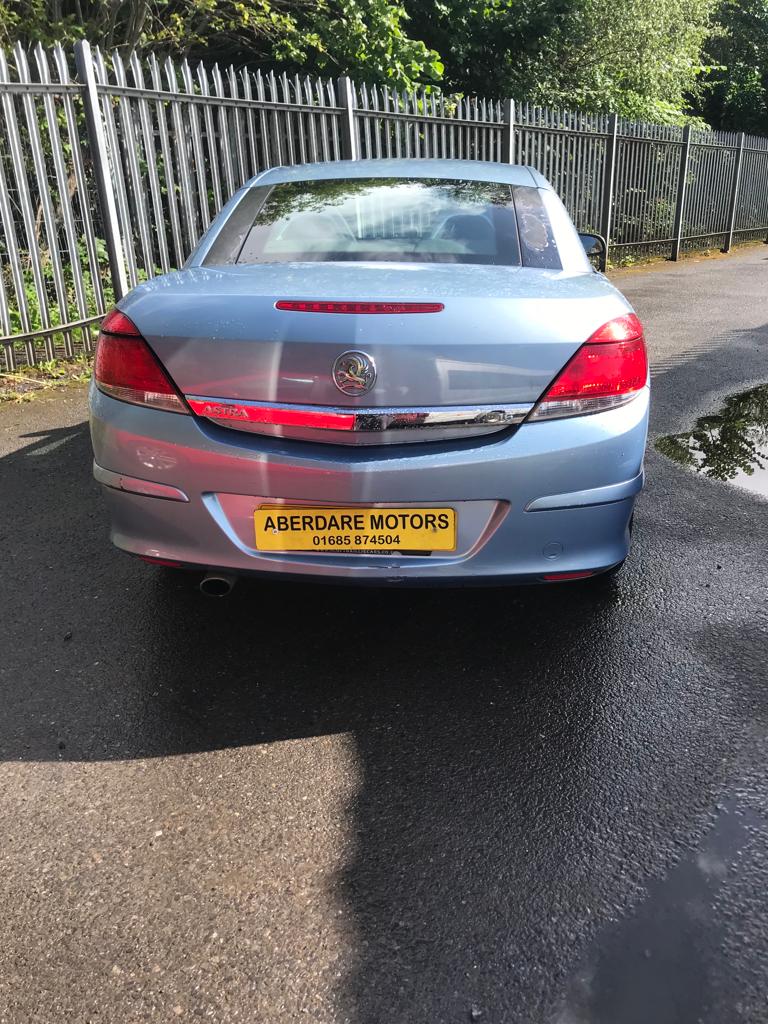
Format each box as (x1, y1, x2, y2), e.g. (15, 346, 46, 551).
(0, 245, 767, 1023)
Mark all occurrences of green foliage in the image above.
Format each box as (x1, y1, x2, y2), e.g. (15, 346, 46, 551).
(406, 0, 718, 122)
(2, 0, 766, 133)
(696, 0, 768, 133)
(3, 234, 112, 337)
(1, 0, 442, 90)
(275, 0, 444, 84)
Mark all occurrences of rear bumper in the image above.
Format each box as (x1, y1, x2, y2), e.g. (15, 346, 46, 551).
(89, 383, 649, 584)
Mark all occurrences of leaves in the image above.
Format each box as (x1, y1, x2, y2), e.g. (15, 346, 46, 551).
(406, 0, 718, 121)
(2, 0, 442, 90)
(2, 0, 761, 127)
(697, 0, 768, 132)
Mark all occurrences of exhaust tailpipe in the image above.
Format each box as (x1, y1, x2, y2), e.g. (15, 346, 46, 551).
(199, 572, 237, 597)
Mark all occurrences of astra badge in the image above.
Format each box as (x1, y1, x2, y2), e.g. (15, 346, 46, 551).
(333, 350, 377, 396)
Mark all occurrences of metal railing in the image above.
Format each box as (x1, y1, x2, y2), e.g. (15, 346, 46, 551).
(2, 39, 768, 370)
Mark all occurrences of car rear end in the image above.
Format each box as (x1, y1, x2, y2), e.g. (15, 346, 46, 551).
(89, 160, 649, 585)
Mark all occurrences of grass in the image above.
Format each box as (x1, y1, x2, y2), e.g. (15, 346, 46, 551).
(0, 353, 93, 403)
(607, 235, 768, 271)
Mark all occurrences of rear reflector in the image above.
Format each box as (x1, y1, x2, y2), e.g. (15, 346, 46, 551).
(187, 398, 355, 431)
(95, 310, 188, 414)
(275, 300, 444, 314)
(139, 555, 185, 568)
(542, 570, 595, 581)
(530, 313, 647, 421)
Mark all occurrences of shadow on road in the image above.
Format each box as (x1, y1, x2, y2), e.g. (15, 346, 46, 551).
(0, 414, 759, 1022)
(0, 420, 630, 764)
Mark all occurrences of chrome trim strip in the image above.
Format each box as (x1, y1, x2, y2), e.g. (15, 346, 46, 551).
(186, 396, 534, 432)
(93, 462, 189, 502)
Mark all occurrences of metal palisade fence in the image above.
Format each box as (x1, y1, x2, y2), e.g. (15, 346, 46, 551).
(1, 39, 768, 370)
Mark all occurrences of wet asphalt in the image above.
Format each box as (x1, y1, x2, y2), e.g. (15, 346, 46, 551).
(1, 245, 767, 1024)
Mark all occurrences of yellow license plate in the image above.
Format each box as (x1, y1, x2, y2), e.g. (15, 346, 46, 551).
(254, 506, 457, 552)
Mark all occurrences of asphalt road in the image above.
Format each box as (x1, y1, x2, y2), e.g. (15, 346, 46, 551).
(1, 245, 767, 1024)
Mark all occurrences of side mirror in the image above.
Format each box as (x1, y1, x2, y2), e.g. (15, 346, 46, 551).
(579, 233, 607, 272)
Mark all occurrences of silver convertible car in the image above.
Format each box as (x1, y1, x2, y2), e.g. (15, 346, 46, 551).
(89, 159, 649, 593)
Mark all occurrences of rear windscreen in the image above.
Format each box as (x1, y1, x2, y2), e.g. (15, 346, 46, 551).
(202, 178, 563, 270)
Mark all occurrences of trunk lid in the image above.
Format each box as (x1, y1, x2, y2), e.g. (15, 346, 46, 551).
(121, 263, 629, 442)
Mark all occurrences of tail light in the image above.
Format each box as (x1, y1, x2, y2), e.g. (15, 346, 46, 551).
(530, 314, 647, 421)
(94, 309, 188, 414)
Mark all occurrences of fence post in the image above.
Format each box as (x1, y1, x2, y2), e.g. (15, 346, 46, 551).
(501, 99, 515, 163)
(600, 113, 618, 250)
(671, 125, 691, 261)
(337, 76, 359, 160)
(74, 39, 128, 300)
(722, 132, 745, 253)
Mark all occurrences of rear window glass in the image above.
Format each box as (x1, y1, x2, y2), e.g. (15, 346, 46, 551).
(202, 178, 563, 270)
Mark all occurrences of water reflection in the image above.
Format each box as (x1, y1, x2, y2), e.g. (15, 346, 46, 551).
(656, 383, 768, 498)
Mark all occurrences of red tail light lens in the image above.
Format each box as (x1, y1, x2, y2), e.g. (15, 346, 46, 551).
(186, 399, 355, 431)
(530, 314, 647, 421)
(275, 300, 444, 314)
(94, 309, 188, 414)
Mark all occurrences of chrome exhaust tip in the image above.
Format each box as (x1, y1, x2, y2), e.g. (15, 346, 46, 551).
(199, 572, 237, 597)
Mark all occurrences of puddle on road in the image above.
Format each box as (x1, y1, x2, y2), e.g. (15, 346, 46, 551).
(656, 383, 768, 499)
(554, 800, 764, 1024)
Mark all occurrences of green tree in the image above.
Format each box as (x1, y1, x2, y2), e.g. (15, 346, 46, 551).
(0, 0, 443, 90)
(407, 0, 717, 122)
(696, 0, 768, 133)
